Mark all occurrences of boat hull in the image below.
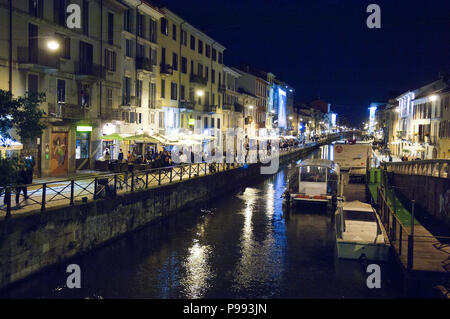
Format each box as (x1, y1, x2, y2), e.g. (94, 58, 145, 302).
(336, 241, 390, 261)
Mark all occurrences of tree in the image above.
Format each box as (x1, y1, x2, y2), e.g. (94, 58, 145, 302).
(0, 90, 46, 190)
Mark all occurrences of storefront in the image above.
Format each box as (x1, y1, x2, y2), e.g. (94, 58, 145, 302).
(75, 125, 92, 170)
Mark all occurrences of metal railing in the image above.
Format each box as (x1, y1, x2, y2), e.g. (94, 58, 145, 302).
(0, 147, 304, 219)
(17, 47, 59, 69)
(47, 103, 89, 120)
(384, 160, 450, 179)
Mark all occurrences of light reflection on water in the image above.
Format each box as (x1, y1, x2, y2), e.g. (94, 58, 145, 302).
(0, 146, 402, 299)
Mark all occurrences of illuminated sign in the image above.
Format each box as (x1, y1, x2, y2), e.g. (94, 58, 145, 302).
(188, 118, 195, 126)
(76, 126, 92, 132)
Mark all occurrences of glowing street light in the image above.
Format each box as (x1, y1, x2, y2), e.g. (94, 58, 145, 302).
(429, 95, 437, 102)
(47, 39, 60, 51)
(248, 105, 254, 109)
(196, 90, 204, 97)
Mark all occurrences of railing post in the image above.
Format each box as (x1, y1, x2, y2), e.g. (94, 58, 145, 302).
(407, 234, 414, 270)
(114, 174, 118, 194)
(180, 166, 183, 181)
(158, 169, 161, 185)
(145, 171, 149, 188)
(131, 171, 135, 192)
(41, 183, 46, 211)
(70, 180, 74, 205)
(189, 164, 192, 179)
(94, 177, 98, 200)
(169, 168, 173, 183)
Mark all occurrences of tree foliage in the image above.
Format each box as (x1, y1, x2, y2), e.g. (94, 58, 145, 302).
(0, 90, 46, 144)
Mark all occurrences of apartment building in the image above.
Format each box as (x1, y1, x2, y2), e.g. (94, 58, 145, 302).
(115, 0, 163, 157)
(156, 8, 226, 137)
(0, 0, 126, 176)
(222, 66, 243, 131)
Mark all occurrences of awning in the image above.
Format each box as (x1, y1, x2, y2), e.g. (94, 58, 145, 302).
(123, 134, 161, 144)
(178, 133, 216, 141)
(0, 141, 23, 151)
(100, 133, 128, 141)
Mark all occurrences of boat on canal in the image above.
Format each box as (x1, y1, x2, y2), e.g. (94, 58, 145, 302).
(283, 158, 340, 209)
(335, 200, 390, 261)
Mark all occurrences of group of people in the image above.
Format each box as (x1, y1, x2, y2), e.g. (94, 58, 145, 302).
(2, 156, 34, 207)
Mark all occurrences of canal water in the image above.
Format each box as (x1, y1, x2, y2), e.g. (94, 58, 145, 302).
(2, 145, 403, 298)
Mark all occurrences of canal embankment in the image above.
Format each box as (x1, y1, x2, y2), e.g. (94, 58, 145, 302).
(0, 141, 334, 290)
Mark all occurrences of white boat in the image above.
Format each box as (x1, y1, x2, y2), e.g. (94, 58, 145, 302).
(284, 159, 340, 205)
(335, 200, 390, 261)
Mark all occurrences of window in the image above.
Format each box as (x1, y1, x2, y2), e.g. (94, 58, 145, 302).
(205, 44, 210, 58)
(198, 40, 203, 54)
(124, 8, 133, 32)
(150, 48, 157, 65)
(149, 18, 157, 43)
(107, 88, 113, 108)
(159, 112, 165, 128)
(29, 0, 44, 18)
(180, 85, 185, 100)
(217, 118, 221, 129)
(108, 13, 114, 44)
(181, 30, 187, 46)
(172, 24, 176, 41)
(76, 132, 90, 159)
(136, 80, 142, 107)
(53, 0, 66, 26)
(79, 84, 90, 107)
(125, 39, 133, 57)
(138, 113, 142, 124)
(190, 60, 194, 74)
(160, 18, 168, 35)
(218, 52, 223, 64)
(212, 48, 217, 61)
(204, 117, 208, 128)
(198, 63, 203, 77)
(211, 69, 215, 83)
(161, 79, 165, 98)
(205, 66, 209, 81)
(82, 0, 89, 36)
(57, 79, 65, 103)
(161, 47, 166, 65)
(137, 43, 145, 58)
(190, 35, 195, 50)
(27, 74, 38, 96)
(137, 12, 145, 38)
(149, 82, 156, 108)
(123, 77, 131, 105)
(172, 53, 178, 71)
(205, 92, 209, 106)
(171, 82, 177, 100)
(181, 57, 187, 74)
(105, 49, 116, 72)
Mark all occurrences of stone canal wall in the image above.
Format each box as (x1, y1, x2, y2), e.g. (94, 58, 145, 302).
(0, 145, 319, 290)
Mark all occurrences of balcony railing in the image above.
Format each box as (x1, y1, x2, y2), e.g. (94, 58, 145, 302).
(17, 47, 59, 69)
(136, 57, 154, 72)
(218, 84, 226, 92)
(234, 103, 244, 113)
(222, 104, 233, 111)
(160, 64, 173, 75)
(190, 74, 208, 86)
(47, 103, 88, 120)
(75, 62, 106, 79)
(100, 108, 122, 121)
(180, 100, 194, 110)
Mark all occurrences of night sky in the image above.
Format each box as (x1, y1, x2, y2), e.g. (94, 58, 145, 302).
(157, 0, 450, 126)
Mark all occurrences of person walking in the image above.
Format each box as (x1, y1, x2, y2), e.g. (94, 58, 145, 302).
(15, 163, 28, 207)
(118, 148, 124, 162)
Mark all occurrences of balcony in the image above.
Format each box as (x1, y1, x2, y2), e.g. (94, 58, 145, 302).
(234, 103, 244, 113)
(160, 64, 173, 75)
(136, 57, 154, 72)
(100, 108, 122, 121)
(396, 130, 407, 139)
(17, 47, 59, 70)
(180, 100, 194, 110)
(204, 105, 217, 113)
(122, 96, 136, 107)
(75, 62, 106, 79)
(47, 103, 88, 120)
(218, 84, 226, 92)
(190, 74, 208, 86)
(222, 104, 233, 111)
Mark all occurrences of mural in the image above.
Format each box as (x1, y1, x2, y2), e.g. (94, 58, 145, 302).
(51, 132, 68, 176)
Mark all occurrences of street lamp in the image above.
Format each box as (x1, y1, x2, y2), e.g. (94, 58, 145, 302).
(429, 95, 437, 102)
(248, 105, 254, 109)
(47, 39, 60, 51)
(196, 90, 204, 97)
